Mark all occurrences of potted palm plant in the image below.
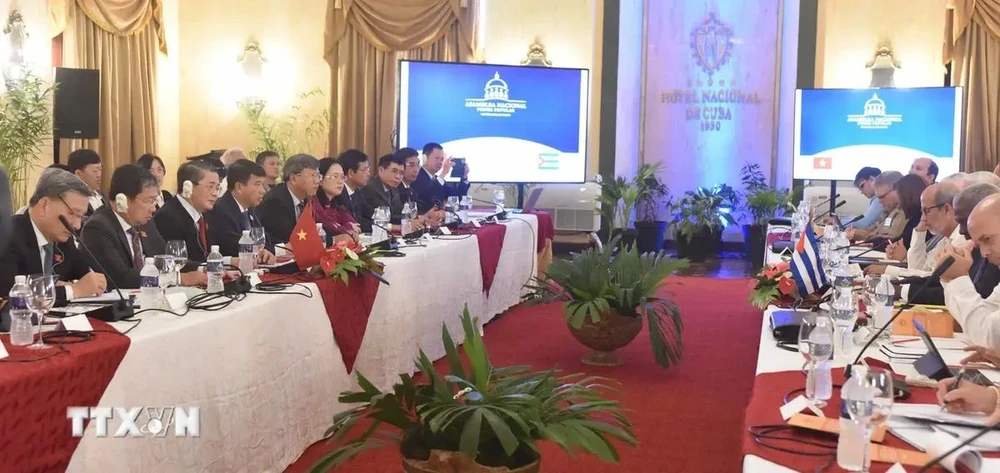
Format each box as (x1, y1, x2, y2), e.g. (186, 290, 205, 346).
(310, 308, 636, 473)
(633, 166, 671, 254)
(738, 163, 794, 269)
(525, 238, 688, 368)
(668, 187, 736, 263)
(0, 71, 54, 208)
(597, 164, 661, 249)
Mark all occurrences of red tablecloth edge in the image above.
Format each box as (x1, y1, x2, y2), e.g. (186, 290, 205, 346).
(455, 224, 507, 297)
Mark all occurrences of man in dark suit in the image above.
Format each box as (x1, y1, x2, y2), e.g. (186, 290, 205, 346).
(0, 168, 107, 305)
(397, 147, 420, 207)
(205, 159, 276, 262)
(81, 165, 208, 288)
(411, 142, 470, 214)
(67, 148, 107, 217)
(154, 159, 220, 263)
(361, 154, 406, 229)
(257, 154, 320, 243)
(336, 149, 372, 231)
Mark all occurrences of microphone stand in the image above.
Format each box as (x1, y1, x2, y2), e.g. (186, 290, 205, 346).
(58, 215, 135, 322)
(916, 421, 996, 472)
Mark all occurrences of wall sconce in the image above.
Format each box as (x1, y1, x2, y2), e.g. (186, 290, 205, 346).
(236, 41, 267, 112)
(2, 10, 29, 90)
(866, 45, 901, 88)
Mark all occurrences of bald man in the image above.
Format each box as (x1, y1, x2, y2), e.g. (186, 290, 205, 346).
(910, 158, 939, 185)
(939, 193, 1000, 348)
(884, 183, 964, 277)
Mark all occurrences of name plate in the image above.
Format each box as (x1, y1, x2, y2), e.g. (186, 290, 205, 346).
(60, 314, 94, 332)
(893, 309, 955, 338)
(788, 414, 886, 442)
(439, 227, 452, 235)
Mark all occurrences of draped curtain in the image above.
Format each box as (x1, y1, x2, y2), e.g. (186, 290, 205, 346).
(49, 0, 165, 191)
(944, 0, 1000, 173)
(324, 0, 479, 160)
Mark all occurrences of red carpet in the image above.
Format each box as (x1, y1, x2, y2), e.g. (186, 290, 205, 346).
(285, 276, 763, 473)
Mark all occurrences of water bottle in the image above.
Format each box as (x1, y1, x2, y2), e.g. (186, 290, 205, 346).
(458, 196, 471, 223)
(372, 208, 390, 244)
(400, 202, 412, 235)
(8, 275, 34, 346)
(838, 366, 871, 470)
(206, 245, 225, 293)
(830, 288, 858, 362)
(872, 277, 895, 342)
(139, 257, 160, 310)
(315, 223, 328, 249)
(814, 360, 833, 402)
(238, 230, 255, 273)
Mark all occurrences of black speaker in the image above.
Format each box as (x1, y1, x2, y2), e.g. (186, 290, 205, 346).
(53, 67, 100, 139)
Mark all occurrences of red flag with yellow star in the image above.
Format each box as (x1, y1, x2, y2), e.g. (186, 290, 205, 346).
(289, 201, 325, 270)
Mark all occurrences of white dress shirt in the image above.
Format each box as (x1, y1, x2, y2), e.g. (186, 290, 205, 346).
(88, 193, 105, 211)
(178, 195, 202, 230)
(888, 225, 965, 278)
(943, 275, 1000, 349)
(114, 211, 137, 261)
(30, 216, 74, 300)
(423, 167, 445, 186)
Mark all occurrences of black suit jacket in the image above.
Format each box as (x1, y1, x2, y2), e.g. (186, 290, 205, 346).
(410, 168, 470, 214)
(361, 176, 404, 225)
(908, 248, 1000, 305)
(80, 205, 166, 288)
(0, 214, 94, 306)
(153, 196, 208, 263)
(340, 189, 372, 233)
(85, 192, 108, 217)
(258, 184, 302, 244)
(205, 192, 267, 256)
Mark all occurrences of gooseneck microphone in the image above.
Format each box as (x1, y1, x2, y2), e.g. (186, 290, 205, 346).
(812, 193, 841, 210)
(838, 213, 865, 230)
(813, 200, 847, 221)
(58, 215, 135, 321)
(845, 256, 956, 378)
(916, 418, 996, 472)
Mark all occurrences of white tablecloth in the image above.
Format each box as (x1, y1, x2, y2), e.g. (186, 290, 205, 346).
(66, 216, 538, 473)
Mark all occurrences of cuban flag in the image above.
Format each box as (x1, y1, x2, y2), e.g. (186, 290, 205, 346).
(790, 224, 827, 296)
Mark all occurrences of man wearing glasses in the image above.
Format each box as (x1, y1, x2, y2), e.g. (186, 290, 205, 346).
(848, 171, 908, 242)
(258, 154, 321, 243)
(0, 168, 107, 303)
(361, 154, 407, 233)
(851, 167, 883, 231)
(154, 160, 222, 264)
(882, 182, 965, 277)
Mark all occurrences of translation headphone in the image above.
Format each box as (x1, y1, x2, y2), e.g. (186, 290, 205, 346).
(182, 180, 194, 199)
(115, 193, 128, 213)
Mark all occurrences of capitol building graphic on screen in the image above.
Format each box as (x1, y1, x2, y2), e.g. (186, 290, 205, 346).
(465, 72, 527, 117)
(847, 93, 903, 130)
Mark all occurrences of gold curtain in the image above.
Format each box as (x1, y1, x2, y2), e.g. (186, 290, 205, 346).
(944, 0, 1000, 172)
(51, 0, 164, 191)
(324, 0, 479, 160)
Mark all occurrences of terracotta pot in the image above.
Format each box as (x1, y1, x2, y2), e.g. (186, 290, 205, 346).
(567, 309, 643, 366)
(402, 450, 540, 473)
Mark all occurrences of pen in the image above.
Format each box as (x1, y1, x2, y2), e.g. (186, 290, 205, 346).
(942, 366, 967, 411)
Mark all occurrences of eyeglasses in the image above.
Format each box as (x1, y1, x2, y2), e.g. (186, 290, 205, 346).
(876, 190, 893, 200)
(323, 174, 344, 181)
(404, 162, 419, 168)
(57, 195, 86, 223)
(921, 204, 946, 215)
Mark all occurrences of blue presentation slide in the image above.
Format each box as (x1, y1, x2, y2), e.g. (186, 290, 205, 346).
(399, 60, 590, 183)
(793, 87, 963, 181)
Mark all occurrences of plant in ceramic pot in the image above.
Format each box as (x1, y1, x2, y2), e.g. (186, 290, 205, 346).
(597, 164, 661, 249)
(525, 237, 688, 367)
(310, 308, 636, 473)
(668, 187, 736, 263)
(738, 163, 794, 269)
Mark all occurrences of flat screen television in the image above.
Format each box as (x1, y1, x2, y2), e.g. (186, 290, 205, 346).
(793, 87, 963, 181)
(398, 60, 590, 184)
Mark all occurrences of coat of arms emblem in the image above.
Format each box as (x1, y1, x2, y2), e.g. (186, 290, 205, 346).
(689, 12, 734, 80)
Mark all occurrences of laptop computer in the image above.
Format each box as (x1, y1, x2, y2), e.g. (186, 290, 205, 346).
(512, 187, 544, 213)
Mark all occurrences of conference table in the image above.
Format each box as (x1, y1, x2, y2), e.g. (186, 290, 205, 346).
(742, 306, 1000, 472)
(0, 213, 549, 473)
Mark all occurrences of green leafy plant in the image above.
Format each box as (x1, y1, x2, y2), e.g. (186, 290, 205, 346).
(668, 186, 737, 243)
(0, 73, 54, 208)
(738, 163, 795, 227)
(636, 167, 670, 223)
(525, 238, 688, 369)
(311, 307, 636, 472)
(598, 164, 663, 230)
(239, 88, 330, 161)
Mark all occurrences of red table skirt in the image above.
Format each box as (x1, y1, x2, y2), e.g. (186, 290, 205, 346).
(0, 320, 130, 473)
(742, 368, 998, 472)
(526, 210, 555, 253)
(454, 223, 507, 296)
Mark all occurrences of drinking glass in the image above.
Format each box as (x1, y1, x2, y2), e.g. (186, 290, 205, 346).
(799, 314, 835, 407)
(167, 240, 187, 282)
(249, 226, 265, 254)
(862, 275, 882, 317)
(493, 189, 505, 212)
(26, 274, 57, 349)
(154, 254, 175, 291)
(848, 367, 894, 472)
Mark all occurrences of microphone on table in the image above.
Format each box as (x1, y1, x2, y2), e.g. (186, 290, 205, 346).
(467, 196, 510, 221)
(369, 220, 400, 251)
(852, 240, 892, 259)
(915, 416, 997, 472)
(813, 201, 847, 221)
(845, 256, 956, 379)
(838, 214, 866, 230)
(811, 193, 841, 210)
(58, 215, 135, 322)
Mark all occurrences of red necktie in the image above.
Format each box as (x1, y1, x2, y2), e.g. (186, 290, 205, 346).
(198, 217, 208, 250)
(128, 228, 144, 269)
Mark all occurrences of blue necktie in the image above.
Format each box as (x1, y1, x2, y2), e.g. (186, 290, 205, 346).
(42, 243, 54, 275)
(242, 211, 252, 231)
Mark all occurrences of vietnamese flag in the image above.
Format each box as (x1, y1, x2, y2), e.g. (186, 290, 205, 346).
(289, 201, 325, 270)
(813, 157, 832, 169)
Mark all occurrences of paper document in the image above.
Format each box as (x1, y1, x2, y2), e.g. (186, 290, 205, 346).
(893, 404, 993, 427)
(71, 291, 135, 303)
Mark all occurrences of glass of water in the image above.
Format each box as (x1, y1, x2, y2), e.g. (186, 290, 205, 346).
(799, 314, 835, 407)
(249, 226, 265, 254)
(862, 275, 881, 317)
(154, 254, 175, 289)
(493, 189, 505, 212)
(166, 240, 187, 284)
(849, 367, 894, 473)
(26, 274, 57, 349)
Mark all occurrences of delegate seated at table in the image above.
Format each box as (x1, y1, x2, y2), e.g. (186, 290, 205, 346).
(848, 171, 908, 243)
(0, 168, 107, 303)
(940, 194, 1000, 350)
(870, 183, 965, 278)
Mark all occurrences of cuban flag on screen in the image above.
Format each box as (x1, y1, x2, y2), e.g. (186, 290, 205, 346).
(790, 224, 827, 295)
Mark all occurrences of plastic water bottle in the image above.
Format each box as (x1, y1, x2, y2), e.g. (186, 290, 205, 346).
(206, 245, 225, 293)
(400, 202, 412, 235)
(872, 277, 895, 342)
(8, 275, 34, 346)
(315, 223, 328, 248)
(830, 288, 858, 362)
(838, 366, 871, 470)
(458, 196, 471, 223)
(239, 230, 255, 273)
(814, 361, 833, 402)
(139, 257, 160, 310)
